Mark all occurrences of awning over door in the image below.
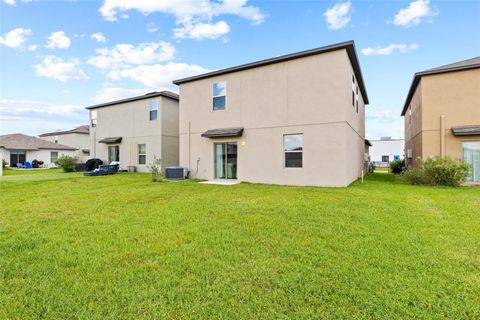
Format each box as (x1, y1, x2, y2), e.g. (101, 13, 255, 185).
(98, 137, 122, 144)
(201, 127, 244, 138)
(451, 126, 480, 136)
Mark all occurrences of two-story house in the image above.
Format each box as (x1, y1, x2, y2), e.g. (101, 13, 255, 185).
(401, 56, 480, 182)
(86, 91, 179, 172)
(39, 125, 90, 162)
(173, 41, 369, 187)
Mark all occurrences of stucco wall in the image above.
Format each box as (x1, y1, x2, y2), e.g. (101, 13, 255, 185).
(41, 133, 89, 162)
(179, 49, 367, 186)
(404, 81, 423, 166)
(369, 139, 405, 162)
(90, 95, 179, 172)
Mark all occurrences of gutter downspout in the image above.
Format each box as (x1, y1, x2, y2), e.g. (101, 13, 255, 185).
(187, 120, 191, 170)
(440, 115, 446, 157)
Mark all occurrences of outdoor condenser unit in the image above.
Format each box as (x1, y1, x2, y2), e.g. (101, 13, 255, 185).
(165, 166, 189, 180)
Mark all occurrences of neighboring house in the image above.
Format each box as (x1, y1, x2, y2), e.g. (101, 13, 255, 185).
(0, 133, 76, 167)
(38, 125, 90, 162)
(173, 41, 369, 187)
(86, 91, 179, 172)
(369, 137, 405, 167)
(401, 56, 480, 182)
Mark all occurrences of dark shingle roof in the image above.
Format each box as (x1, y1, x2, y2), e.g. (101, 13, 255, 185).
(0, 133, 76, 151)
(86, 91, 179, 110)
(39, 125, 89, 137)
(401, 56, 480, 116)
(173, 40, 369, 104)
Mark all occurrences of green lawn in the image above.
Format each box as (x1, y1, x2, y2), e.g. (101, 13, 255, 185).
(1, 173, 479, 319)
(2, 167, 63, 176)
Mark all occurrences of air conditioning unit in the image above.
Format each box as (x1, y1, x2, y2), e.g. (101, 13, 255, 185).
(165, 166, 189, 180)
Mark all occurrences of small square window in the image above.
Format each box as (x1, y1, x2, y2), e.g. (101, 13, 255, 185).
(213, 81, 226, 110)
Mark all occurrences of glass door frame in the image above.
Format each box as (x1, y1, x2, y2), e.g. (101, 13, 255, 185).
(462, 140, 480, 182)
(214, 142, 238, 179)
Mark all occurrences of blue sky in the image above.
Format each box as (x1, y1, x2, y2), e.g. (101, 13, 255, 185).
(1, 0, 479, 138)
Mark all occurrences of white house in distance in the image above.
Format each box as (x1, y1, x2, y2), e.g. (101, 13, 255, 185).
(369, 137, 405, 166)
(38, 125, 90, 162)
(0, 133, 76, 167)
(86, 91, 179, 172)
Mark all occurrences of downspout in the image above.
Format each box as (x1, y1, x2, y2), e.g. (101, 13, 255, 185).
(440, 115, 446, 157)
(187, 120, 191, 170)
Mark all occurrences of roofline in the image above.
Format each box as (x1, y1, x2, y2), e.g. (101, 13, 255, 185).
(85, 91, 179, 110)
(173, 40, 369, 104)
(39, 126, 89, 137)
(401, 62, 480, 116)
(0, 146, 76, 151)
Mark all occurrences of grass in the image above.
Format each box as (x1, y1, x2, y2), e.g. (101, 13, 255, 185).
(0, 172, 479, 319)
(2, 167, 63, 176)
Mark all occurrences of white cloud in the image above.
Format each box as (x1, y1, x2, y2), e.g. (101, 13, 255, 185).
(393, 0, 438, 27)
(3, 0, 34, 6)
(361, 43, 419, 56)
(46, 31, 71, 49)
(34, 55, 88, 82)
(324, 1, 352, 30)
(0, 28, 31, 48)
(28, 44, 37, 51)
(98, 0, 265, 40)
(174, 21, 230, 40)
(0, 99, 87, 135)
(91, 87, 149, 103)
(90, 32, 106, 43)
(88, 41, 176, 70)
(147, 22, 159, 33)
(366, 108, 404, 139)
(106, 62, 209, 88)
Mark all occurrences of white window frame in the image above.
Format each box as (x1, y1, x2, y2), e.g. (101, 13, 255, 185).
(50, 151, 59, 164)
(90, 110, 97, 127)
(138, 144, 146, 165)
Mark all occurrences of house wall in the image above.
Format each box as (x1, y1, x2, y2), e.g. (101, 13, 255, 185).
(420, 68, 480, 160)
(1, 147, 75, 167)
(369, 139, 405, 163)
(41, 133, 90, 162)
(404, 81, 423, 166)
(89, 96, 179, 172)
(179, 49, 366, 187)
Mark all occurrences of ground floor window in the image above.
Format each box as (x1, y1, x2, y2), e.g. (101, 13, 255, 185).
(50, 151, 59, 164)
(138, 144, 146, 165)
(108, 145, 119, 162)
(9, 150, 26, 167)
(284, 134, 303, 168)
(381, 155, 389, 163)
(463, 141, 480, 182)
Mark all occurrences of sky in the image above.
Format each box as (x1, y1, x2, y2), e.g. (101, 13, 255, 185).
(1, 0, 479, 139)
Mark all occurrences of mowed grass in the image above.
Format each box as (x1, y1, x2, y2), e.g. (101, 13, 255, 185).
(0, 173, 479, 319)
(2, 168, 63, 176)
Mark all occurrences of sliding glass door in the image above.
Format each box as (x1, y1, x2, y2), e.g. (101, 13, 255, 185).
(463, 141, 480, 182)
(214, 142, 237, 179)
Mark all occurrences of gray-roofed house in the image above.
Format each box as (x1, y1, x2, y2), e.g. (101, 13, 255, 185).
(85, 91, 179, 172)
(402, 56, 480, 182)
(0, 133, 76, 168)
(39, 125, 90, 162)
(173, 40, 369, 187)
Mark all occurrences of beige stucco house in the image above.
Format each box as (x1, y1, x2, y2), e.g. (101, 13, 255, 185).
(86, 91, 179, 172)
(402, 56, 480, 182)
(173, 41, 369, 187)
(0, 133, 76, 167)
(39, 125, 90, 162)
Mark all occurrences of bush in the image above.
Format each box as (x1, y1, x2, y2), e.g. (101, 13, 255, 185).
(404, 156, 471, 186)
(390, 159, 406, 174)
(147, 157, 164, 182)
(2, 159, 7, 169)
(368, 162, 376, 173)
(55, 155, 78, 172)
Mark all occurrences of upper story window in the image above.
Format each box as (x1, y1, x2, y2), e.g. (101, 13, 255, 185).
(90, 110, 97, 127)
(149, 99, 158, 120)
(356, 86, 359, 113)
(409, 108, 412, 124)
(284, 134, 303, 168)
(213, 81, 226, 110)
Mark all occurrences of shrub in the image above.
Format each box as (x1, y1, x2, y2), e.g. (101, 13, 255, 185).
(147, 157, 164, 182)
(2, 159, 7, 169)
(390, 159, 406, 174)
(368, 162, 376, 173)
(55, 155, 77, 172)
(404, 156, 471, 186)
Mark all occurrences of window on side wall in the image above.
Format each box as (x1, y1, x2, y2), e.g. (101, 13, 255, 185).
(213, 81, 226, 110)
(356, 86, 359, 113)
(90, 110, 97, 127)
(138, 144, 146, 165)
(382, 155, 389, 163)
(352, 75, 355, 107)
(51, 151, 59, 164)
(149, 99, 158, 120)
(284, 134, 303, 168)
(409, 108, 412, 124)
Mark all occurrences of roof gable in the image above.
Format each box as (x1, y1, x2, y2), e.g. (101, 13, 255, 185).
(86, 91, 179, 110)
(0, 133, 76, 151)
(39, 125, 89, 137)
